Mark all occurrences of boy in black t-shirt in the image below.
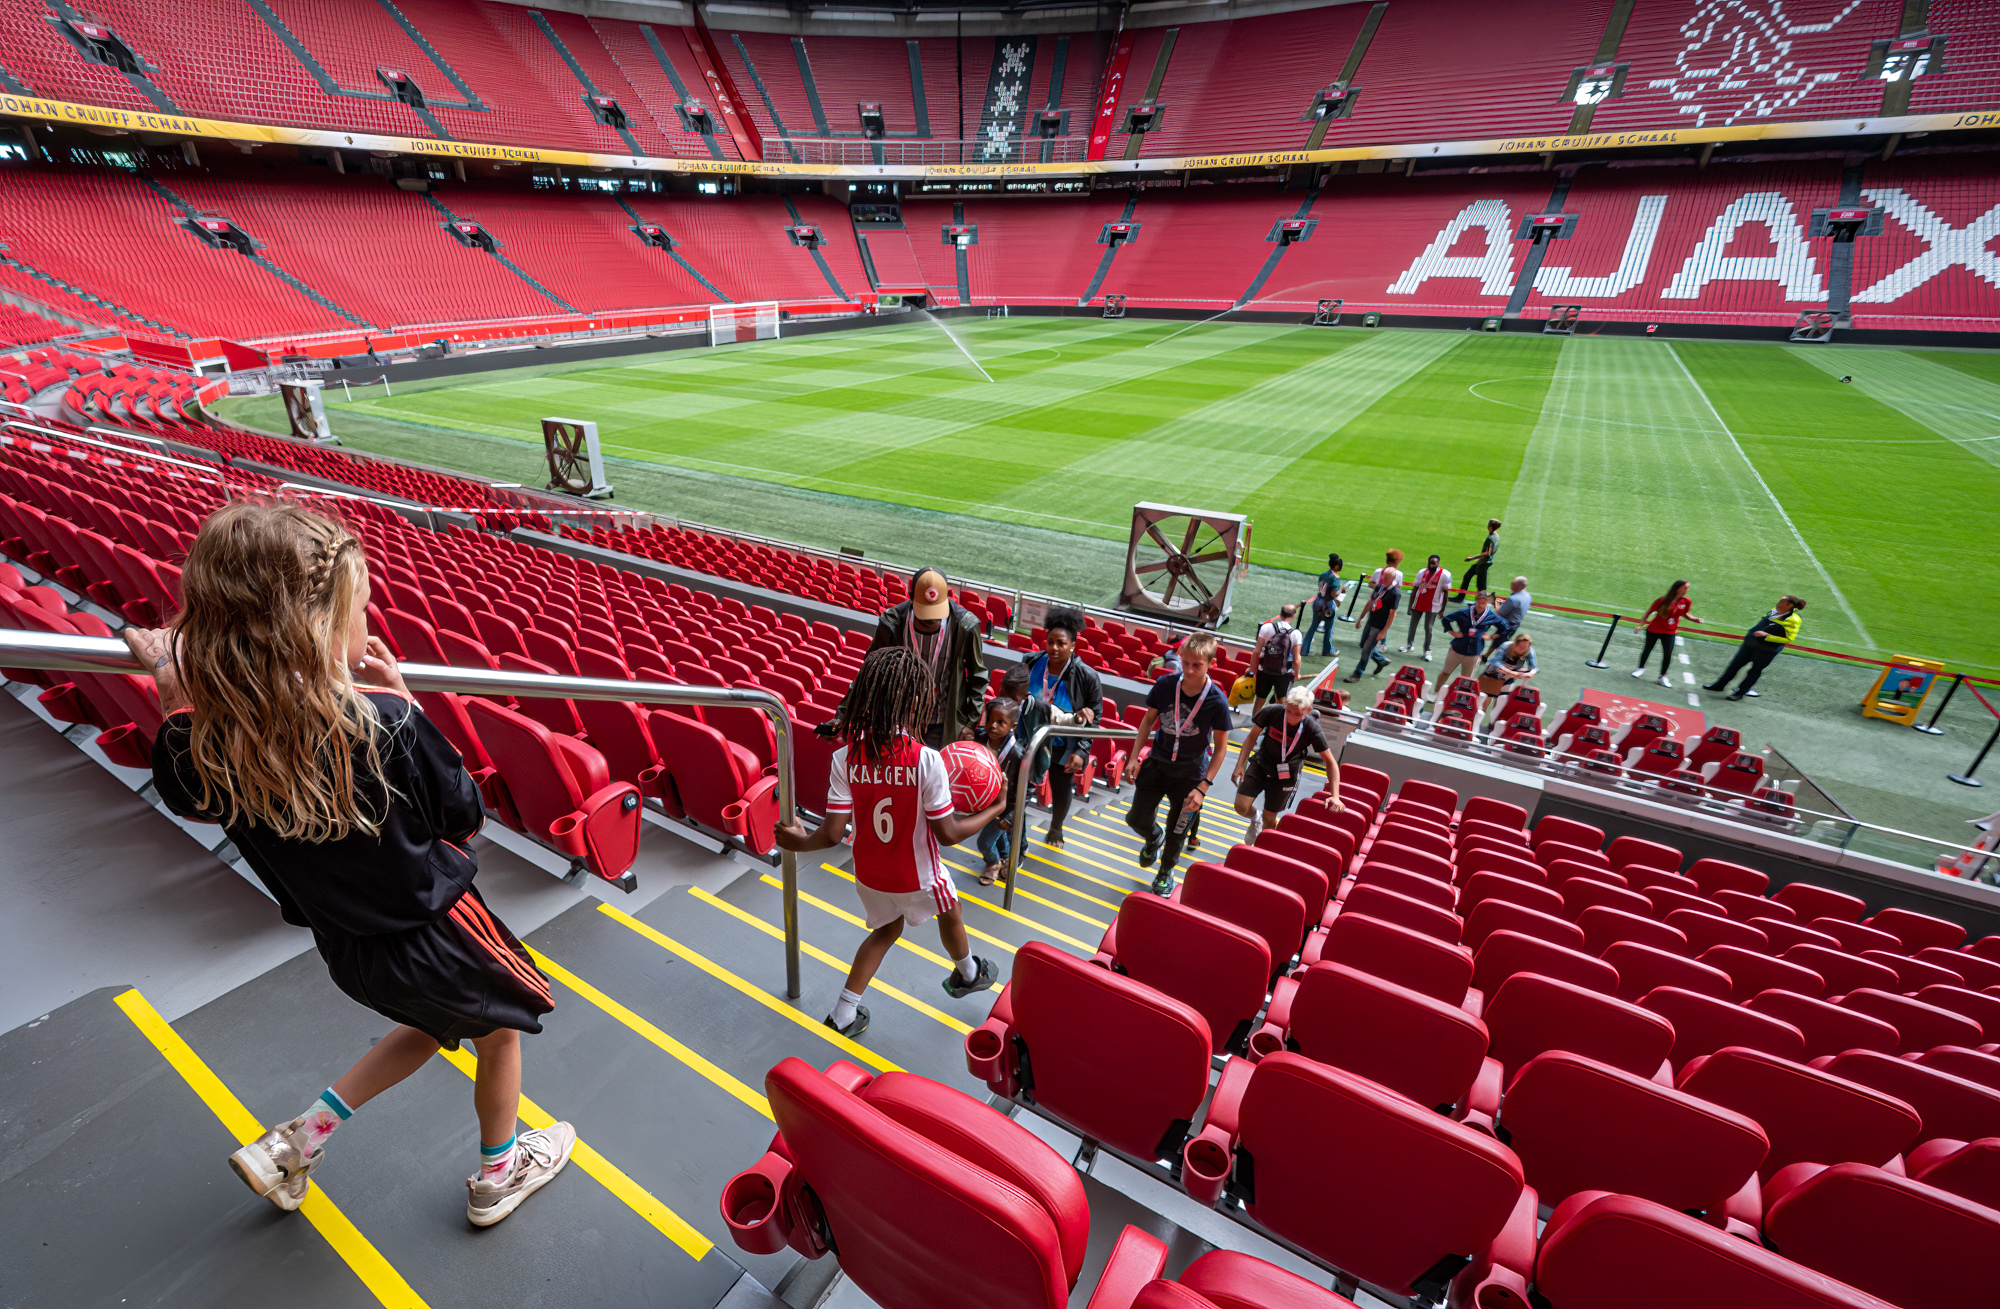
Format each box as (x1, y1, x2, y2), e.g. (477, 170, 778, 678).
(1125, 632, 1235, 896)
(1232, 685, 1342, 842)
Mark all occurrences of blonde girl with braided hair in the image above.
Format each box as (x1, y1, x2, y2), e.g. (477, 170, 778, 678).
(777, 646, 1006, 1038)
(125, 501, 573, 1228)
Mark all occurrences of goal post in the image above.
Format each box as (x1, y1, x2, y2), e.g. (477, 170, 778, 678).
(708, 301, 781, 347)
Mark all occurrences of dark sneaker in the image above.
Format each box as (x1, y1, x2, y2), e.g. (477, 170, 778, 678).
(942, 957, 997, 999)
(1727, 691, 1746, 701)
(1702, 683, 1727, 693)
(1149, 871, 1175, 897)
(229, 1116, 321, 1213)
(465, 1123, 576, 1228)
(824, 1007, 869, 1039)
(1138, 834, 1160, 868)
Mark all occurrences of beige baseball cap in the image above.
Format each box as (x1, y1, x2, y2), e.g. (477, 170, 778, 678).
(912, 569, 949, 621)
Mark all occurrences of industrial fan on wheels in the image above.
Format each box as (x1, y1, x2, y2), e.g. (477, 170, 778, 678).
(541, 416, 614, 499)
(1118, 502, 1249, 627)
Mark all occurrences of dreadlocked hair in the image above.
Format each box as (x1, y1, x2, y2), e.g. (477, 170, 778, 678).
(173, 500, 392, 842)
(831, 646, 937, 764)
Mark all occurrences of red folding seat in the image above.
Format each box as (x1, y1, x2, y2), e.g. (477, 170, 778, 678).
(1395, 777, 1458, 816)
(1640, 986, 1807, 1070)
(1678, 1046, 1920, 1182)
(1176, 862, 1306, 977)
(1472, 930, 1618, 1000)
(472, 608, 528, 659)
(1274, 809, 1358, 871)
(1180, 1053, 1530, 1305)
(1761, 1162, 2000, 1309)
(1460, 833, 1545, 871)
(1839, 990, 1981, 1053)
(1754, 919, 1841, 954)
(1501, 1051, 1767, 1223)
(461, 698, 641, 888)
(1314, 912, 1474, 1008)
(1604, 941, 1734, 1003)
(1920, 1047, 2000, 1090)
(1747, 990, 1900, 1059)
(1715, 888, 1785, 922)
(1641, 885, 1721, 923)
(1916, 984, 2000, 1037)
(1366, 838, 1453, 884)
(1546, 858, 1625, 890)
(1560, 878, 1654, 923)
(1485, 973, 1672, 1085)
(1606, 835, 1681, 874)
(646, 709, 765, 843)
(706, 699, 779, 774)
(1669, 909, 1767, 955)
(1700, 945, 1824, 1002)
(1862, 949, 1965, 992)
(1091, 893, 1269, 1057)
(1925, 947, 2000, 990)
(384, 607, 449, 665)
(1223, 844, 1329, 925)
(1779, 944, 1897, 996)
(1252, 827, 1345, 888)
(1811, 917, 1904, 955)
(789, 721, 837, 816)
(1464, 898, 1584, 953)
(1461, 794, 1526, 830)
(1531, 814, 1603, 851)
(1686, 857, 1770, 898)
(1530, 1191, 1897, 1309)
(1684, 726, 1742, 771)
(1375, 821, 1451, 862)
(1335, 882, 1460, 944)
(1339, 763, 1390, 803)
(1906, 1137, 2000, 1210)
(1631, 736, 1687, 784)
(1346, 860, 1456, 911)
(968, 942, 1210, 1163)
(571, 693, 679, 819)
(1578, 905, 1686, 958)
(1700, 752, 1764, 797)
(1456, 816, 1527, 850)
(1536, 840, 1610, 873)
(522, 626, 583, 677)
(1971, 936, 2000, 963)
(1460, 869, 1562, 917)
(725, 1057, 1136, 1309)
(437, 628, 499, 671)
(1864, 906, 1967, 953)
(495, 653, 587, 738)
(1249, 962, 1489, 1115)
(1455, 845, 1546, 888)
(1772, 882, 1867, 924)
(1819, 1050, 2000, 1146)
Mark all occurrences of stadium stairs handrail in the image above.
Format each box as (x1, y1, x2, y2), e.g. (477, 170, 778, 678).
(0, 629, 811, 998)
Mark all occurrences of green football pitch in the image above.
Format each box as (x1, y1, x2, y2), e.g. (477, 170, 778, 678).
(321, 317, 2000, 675)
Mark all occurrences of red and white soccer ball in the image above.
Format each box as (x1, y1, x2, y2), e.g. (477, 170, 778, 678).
(940, 740, 1004, 813)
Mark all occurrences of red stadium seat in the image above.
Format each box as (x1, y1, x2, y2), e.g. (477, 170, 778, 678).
(1819, 1050, 2000, 1146)
(1679, 1046, 1920, 1182)
(1906, 1137, 2000, 1210)
(1748, 989, 1903, 1060)
(1639, 985, 1808, 1070)
(1092, 892, 1270, 1057)
(462, 697, 641, 886)
(1603, 941, 1734, 1004)
(1483, 972, 1673, 1085)
(1761, 1162, 2000, 1309)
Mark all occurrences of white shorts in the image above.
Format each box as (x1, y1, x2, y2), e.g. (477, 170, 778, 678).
(855, 876, 958, 930)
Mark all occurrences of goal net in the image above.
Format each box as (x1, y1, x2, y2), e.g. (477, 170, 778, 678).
(709, 301, 781, 347)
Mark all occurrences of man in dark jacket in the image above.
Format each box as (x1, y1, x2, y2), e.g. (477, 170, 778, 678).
(855, 567, 986, 747)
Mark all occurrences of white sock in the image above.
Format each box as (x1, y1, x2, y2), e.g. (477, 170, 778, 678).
(831, 988, 864, 1027)
(1245, 814, 1262, 843)
(479, 1134, 516, 1181)
(953, 955, 978, 982)
(299, 1087, 351, 1154)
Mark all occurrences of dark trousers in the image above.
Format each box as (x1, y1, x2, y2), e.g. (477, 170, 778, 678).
(1712, 639, 1781, 693)
(1126, 753, 1206, 874)
(1404, 609, 1437, 650)
(1044, 755, 1076, 839)
(1354, 616, 1391, 673)
(1457, 560, 1491, 599)
(1638, 630, 1676, 676)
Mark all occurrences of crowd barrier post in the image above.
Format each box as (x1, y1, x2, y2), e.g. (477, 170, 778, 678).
(1584, 614, 1622, 669)
(1950, 717, 1999, 789)
(1915, 673, 1964, 736)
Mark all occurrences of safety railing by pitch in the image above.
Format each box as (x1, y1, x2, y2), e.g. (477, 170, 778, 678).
(0, 629, 810, 998)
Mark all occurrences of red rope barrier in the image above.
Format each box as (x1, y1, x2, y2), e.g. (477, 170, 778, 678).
(1966, 682, 2000, 721)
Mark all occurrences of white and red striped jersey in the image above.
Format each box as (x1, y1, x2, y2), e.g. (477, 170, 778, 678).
(1411, 566, 1453, 613)
(825, 736, 953, 894)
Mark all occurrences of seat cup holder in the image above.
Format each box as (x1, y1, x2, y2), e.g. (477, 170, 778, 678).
(720, 1155, 794, 1255)
(964, 1025, 1006, 1084)
(1181, 1136, 1230, 1206)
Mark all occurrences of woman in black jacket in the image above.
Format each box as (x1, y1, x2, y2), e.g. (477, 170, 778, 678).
(1020, 605, 1102, 850)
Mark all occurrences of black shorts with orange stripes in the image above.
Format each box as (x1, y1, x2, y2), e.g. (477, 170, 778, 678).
(312, 886, 553, 1049)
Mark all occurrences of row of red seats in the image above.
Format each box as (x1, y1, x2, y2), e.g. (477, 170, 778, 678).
(944, 768, 1999, 1307)
(1380, 668, 1798, 819)
(175, 426, 553, 533)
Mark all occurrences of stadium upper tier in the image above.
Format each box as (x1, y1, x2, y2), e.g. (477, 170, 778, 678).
(0, 0, 1994, 161)
(0, 151, 1993, 343)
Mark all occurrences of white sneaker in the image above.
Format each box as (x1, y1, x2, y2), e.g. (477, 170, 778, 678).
(230, 1117, 321, 1212)
(466, 1123, 577, 1227)
(1656, 677, 1672, 689)
(1631, 669, 1646, 679)
(1398, 645, 1412, 653)
(1422, 651, 1433, 662)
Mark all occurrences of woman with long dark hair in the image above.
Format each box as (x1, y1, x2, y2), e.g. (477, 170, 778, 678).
(1635, 580, 1700, 689)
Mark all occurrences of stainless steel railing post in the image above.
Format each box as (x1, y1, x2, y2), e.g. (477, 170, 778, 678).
(1002, 722, 1142, 913)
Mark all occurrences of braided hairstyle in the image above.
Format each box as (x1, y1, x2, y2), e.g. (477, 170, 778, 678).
(830, 646, 937, 763)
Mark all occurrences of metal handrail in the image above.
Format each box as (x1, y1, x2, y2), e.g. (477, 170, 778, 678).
(0, 629, 808, 998)
(1003, 722, 1145, 911)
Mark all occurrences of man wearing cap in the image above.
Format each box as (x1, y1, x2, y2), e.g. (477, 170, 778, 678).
(848, 567, 987, 748)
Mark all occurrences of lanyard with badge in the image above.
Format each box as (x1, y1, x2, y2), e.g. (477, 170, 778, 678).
(1273, 715, 1302, 782)
(1168, 681, 1202, 761)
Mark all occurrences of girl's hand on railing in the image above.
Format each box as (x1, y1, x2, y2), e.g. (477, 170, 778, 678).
(122, 625, 189, 715)
(353, 636, 411, 699)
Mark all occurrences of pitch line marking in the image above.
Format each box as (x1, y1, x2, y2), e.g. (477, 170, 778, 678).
(1466, 376, 2000, 444)
(1664, 343, 1877, 651)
